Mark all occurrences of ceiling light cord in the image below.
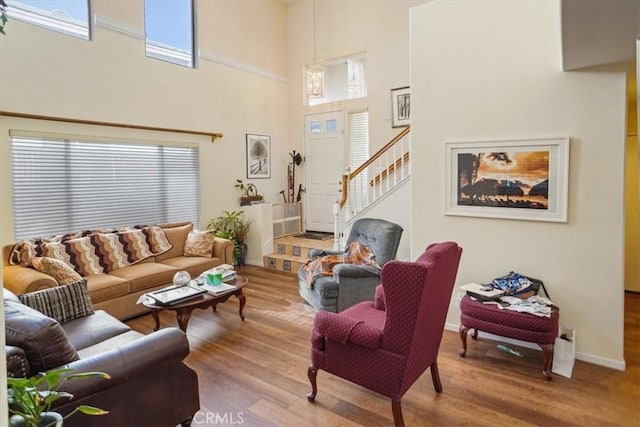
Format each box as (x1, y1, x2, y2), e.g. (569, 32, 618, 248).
(313, 0, 317, 63)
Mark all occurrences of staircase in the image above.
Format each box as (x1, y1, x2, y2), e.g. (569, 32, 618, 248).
(261, 126, 411, 274)
(340, 126, 411, 221)
(262, 234, 334, 275)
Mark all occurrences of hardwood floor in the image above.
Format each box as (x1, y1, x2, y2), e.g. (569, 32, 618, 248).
(125, 266, 639, 426)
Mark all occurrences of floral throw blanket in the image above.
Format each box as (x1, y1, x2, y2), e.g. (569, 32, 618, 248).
(302, 241, 380, 289)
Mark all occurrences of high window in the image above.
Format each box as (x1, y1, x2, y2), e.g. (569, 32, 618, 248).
(11, 134, 200, 239)
(144, 0, 195, 68)
(308, 53, 367, 106)
(6, 0, 90, 39)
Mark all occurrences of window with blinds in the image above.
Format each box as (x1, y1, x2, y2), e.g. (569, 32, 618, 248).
(10, 135, 200, 240)
(347, 110, 369, 213)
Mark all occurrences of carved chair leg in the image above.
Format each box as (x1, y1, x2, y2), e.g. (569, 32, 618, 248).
(430, 360, 443, 393)
(391, 399, 405, 427)
(540, 343, 554, 380)
(307, 366, 319, 401)
(459, 324, 472, 357)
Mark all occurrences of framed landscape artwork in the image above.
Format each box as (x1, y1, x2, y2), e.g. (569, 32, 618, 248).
(246, 134, 270, 179)
(391, 86, 410, 128)
(445, 137, 570, 222)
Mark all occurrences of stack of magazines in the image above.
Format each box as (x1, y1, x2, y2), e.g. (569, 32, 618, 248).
(216, 264, 237, 282)
(196, 264, 237, 295)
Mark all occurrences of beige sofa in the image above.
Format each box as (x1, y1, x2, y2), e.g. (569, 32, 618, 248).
(2, 221, 233, 320)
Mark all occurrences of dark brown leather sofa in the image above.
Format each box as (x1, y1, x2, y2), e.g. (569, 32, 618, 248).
(5, 288, 199, 427)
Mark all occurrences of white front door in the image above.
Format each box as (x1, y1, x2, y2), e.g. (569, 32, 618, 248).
(304, 111, 344, 233)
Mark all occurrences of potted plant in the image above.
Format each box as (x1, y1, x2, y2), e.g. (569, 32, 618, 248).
(207, 210, 252, 266)
(1, 1, 8, 35)
(8, 368, 110, 427)
(235, 179, 264, 206)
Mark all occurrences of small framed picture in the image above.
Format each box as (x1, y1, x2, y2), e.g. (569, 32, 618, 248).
(246, 134, 270, 179)
(391, 86, 410, 128)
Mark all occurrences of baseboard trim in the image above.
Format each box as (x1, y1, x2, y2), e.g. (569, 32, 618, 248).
(444, 322, 626, 371)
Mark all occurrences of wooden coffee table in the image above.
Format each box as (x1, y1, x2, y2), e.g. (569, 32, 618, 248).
(143, 275, 248, 332)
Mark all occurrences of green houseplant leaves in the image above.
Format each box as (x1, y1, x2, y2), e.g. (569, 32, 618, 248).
(7, 368, 110, 427)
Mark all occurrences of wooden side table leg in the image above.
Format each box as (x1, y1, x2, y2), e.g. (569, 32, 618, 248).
(150, 309, 160, 331)
(459, 324, 471, 357)
(540, 343, 554, 380)
(237, 290, 246, 321)
(176, 309, 192, 333)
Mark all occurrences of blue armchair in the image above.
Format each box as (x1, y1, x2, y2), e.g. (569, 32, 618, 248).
(298, 218, 403, 312)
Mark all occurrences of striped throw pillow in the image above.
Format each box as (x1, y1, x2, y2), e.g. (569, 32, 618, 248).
(19, 279, 94, 324)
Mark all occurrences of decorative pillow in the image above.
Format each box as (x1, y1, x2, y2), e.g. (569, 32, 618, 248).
(184, 230, 215, 257)
(19, 279, 94, 324)
(9, 240, 36, 267)
(31, 257, 82, 285)
(141, 225, 173, 255)
(4, 300, 80, 372)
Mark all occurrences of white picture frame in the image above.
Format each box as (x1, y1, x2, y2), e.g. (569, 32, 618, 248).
(246, 133, 270, 179)
(391, 86, 410, 128)
(445, 137, 570, 222)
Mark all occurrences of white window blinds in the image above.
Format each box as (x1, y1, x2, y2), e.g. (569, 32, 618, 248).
(11, 136, 200, 240)
(347, 110, 369, 213)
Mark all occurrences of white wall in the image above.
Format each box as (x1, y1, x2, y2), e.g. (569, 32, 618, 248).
(0, 0, 289, 245)
(411, 1, 627, 368)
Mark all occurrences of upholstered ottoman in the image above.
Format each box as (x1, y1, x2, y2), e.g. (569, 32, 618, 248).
(459, 295, 559, 380)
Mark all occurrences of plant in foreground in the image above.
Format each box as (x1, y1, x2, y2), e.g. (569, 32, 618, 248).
(8, 368, 110, 427)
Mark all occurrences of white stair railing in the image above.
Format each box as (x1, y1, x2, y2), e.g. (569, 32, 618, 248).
(335, 127, 411, 239)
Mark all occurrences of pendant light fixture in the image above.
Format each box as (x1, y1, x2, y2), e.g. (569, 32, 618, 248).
(306, 0, 324, 98)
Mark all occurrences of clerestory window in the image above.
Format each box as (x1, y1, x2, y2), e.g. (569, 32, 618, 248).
(144, 0, 195, 68)
(307, 53, 367, 106)
(6, 0, 90, 40)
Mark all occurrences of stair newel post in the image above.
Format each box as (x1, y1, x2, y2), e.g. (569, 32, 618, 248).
(333, 200, 341, 251)
(344, 167, 352, 220)
(334, 173, 349, 251)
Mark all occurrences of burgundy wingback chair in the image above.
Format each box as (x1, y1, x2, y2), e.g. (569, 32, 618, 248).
(306, 242, 463, 426)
